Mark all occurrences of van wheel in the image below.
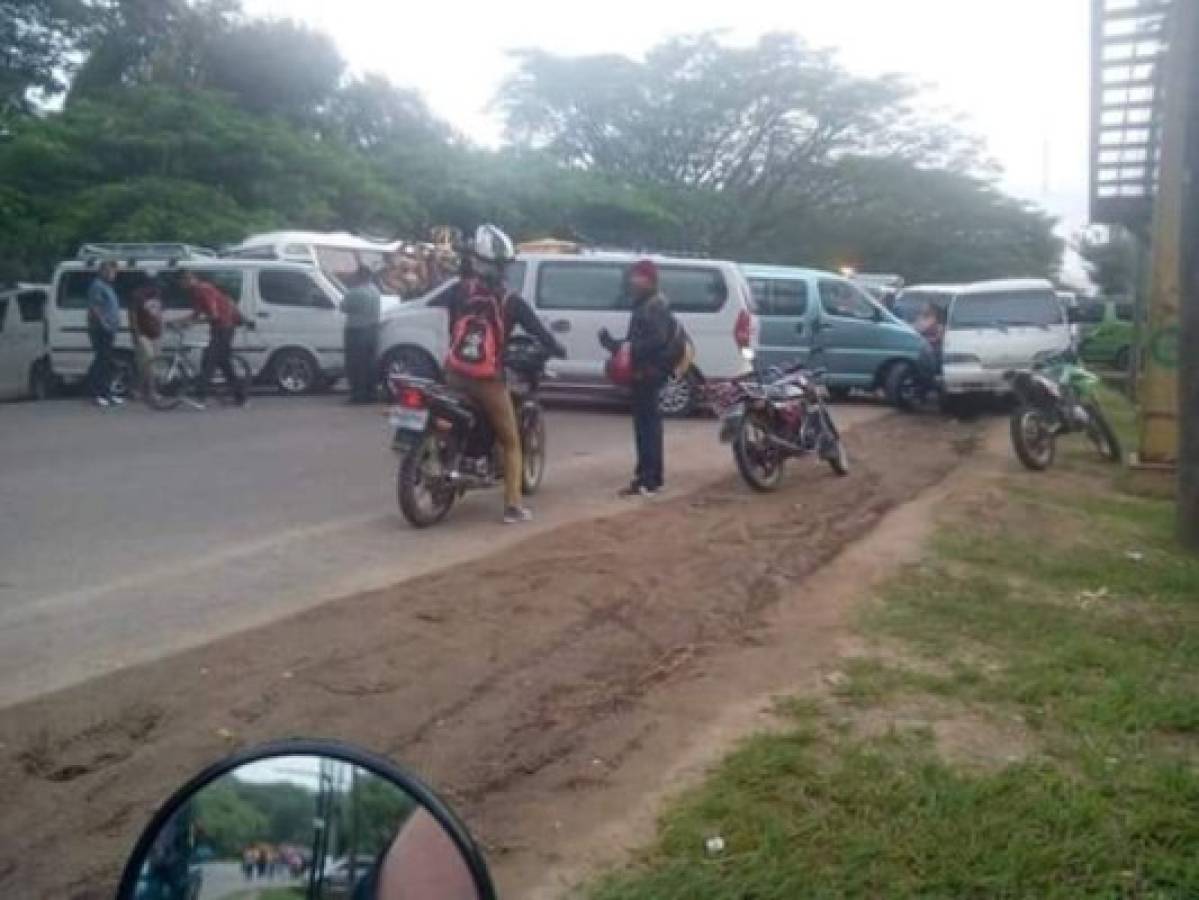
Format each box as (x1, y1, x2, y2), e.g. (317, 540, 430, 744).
(885, 362, 919, 411)
(28, 359, 56, 401)
(272, 349, 319, 395)
(108, 357, 135, 400)
(658, 371, 698, 417)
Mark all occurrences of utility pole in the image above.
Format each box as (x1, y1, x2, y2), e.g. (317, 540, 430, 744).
(1179, 0, 1199, 550)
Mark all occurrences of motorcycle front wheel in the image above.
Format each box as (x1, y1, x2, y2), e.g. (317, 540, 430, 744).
(1084, 403, 1122, 464)
(398, 433, 456, 528)
(520, 405, 547, 495)
(1010, 405, 1056, 471)
(734, 412, 786, 492)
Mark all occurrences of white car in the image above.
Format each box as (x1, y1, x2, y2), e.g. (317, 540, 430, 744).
(0, 284, 52, 400)
(377, 251, 758, 415)
(940, 279, 1072, 396)
(47, 245, 350, 396)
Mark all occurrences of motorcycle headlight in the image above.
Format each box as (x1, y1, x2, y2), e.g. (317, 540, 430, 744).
(943, 353, 981, 365)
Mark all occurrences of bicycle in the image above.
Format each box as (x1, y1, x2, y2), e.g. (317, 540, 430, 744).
(148, 323, 254, 410)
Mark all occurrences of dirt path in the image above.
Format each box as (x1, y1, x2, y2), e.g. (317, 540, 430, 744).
(0, 413, 983, 899)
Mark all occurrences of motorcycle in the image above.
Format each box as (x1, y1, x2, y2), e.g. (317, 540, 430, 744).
(116, 739, 495, 899)
(389, 337, 551, 527)
(715, 362, 850, 491)
(1005, 351, 1122, 471)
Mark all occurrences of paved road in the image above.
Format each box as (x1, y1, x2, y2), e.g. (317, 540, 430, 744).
(0, 394, 888, 707)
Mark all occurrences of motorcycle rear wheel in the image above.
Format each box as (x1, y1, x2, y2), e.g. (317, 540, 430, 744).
(1084, 403, 1122, 464)
(1010, 405, 1056, 471)
(398, 433, 456, 528)
(521, 406, 547, 495)
(734, 413, 786, 492)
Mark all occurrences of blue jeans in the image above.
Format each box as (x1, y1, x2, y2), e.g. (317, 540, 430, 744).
(631, 376, 665, 490)
(86, 325, 115, 399)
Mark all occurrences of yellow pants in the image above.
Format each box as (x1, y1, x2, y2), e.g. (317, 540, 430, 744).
(447, 373, 522, 508)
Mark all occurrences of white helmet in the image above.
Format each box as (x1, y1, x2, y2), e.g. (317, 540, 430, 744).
(471, 224, 516, 265)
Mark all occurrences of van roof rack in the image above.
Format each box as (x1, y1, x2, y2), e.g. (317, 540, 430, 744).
(76, 243, 218, 263)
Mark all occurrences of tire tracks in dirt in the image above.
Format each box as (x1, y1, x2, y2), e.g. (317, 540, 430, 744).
(0, 412, 981, 899)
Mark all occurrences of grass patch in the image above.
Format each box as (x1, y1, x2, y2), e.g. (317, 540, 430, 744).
(587, 431, 1199, 898)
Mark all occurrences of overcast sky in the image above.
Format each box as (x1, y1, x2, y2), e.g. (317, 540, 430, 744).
(244, 0, 1092, 242)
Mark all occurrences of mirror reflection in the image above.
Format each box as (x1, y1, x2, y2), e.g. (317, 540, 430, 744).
(132, 754, 479, 900)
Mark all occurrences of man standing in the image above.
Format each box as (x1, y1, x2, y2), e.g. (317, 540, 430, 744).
(600, 259, 679, 497)
(86, 261, 123, 407)
(178, 270, 246, 408)
(341, 265, 382, 404)
(128, 273, 164, 403)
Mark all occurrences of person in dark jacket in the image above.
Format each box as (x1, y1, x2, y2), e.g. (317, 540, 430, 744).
(600, 259, 676, 497)
(342, 265, 382, 403)
(86, 261, 123, 407)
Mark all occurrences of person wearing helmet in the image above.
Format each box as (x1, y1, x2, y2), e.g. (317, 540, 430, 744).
(445, 224, 566, 524)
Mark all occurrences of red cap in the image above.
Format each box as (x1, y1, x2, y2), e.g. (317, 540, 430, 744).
(629, 259, 658, 285)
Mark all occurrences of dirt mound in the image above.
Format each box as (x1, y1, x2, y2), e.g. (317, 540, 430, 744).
(0, 413, 978, 899)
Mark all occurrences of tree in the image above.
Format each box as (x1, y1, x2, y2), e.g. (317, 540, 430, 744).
(1079, 228, 1137, 296)
(498, 33, 991, 251)
(1, 0, 89, 122)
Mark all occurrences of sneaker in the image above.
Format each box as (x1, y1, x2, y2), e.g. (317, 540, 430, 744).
(183, 398, 207, 411)
(503, 505, 533, 525)
(642, 486, 662, 498)
(618, 481, 644, 497)
(108, 396, 125, 407)
(92, 396, 111, 408)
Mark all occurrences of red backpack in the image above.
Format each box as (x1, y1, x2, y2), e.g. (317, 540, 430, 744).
(447, 285, 507, 379)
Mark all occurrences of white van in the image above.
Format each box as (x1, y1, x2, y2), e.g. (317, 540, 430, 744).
(376, 251, 757, 415)
(0, 284, 52, 400)
(940, 279, 1072, 396)
(225, 231, 402, 290)
(48, 246, 348, 396)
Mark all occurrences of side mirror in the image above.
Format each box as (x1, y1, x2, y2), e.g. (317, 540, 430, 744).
(117, 740, 495, 900)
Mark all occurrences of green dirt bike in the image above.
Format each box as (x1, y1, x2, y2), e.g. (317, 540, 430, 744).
(1004, 351, 1122, 471)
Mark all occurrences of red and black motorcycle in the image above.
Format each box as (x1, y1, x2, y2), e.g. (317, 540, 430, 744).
(714, 362, 850, 491)
(388, 338, 550, 527)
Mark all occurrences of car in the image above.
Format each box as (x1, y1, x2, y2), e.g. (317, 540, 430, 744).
(1076, 297, 1135, 370)
(742, 265, 927, 404)
(376, 251, 758, 416)
(939, 279, 1072, 397)
(225, 230, 403, 290)
(47, 243, 350, 396)
(0, 283, 52, 401)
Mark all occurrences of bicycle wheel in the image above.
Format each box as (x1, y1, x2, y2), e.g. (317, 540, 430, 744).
(148, 356, 185, 410)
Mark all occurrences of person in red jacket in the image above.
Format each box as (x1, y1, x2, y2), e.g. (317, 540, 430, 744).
(177, 270, 247, 407)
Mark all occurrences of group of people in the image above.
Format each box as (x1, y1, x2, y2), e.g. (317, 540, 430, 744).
(441, 225, 686, 524)
(377, 243, 459, 300)
(85, 261, 249, 408)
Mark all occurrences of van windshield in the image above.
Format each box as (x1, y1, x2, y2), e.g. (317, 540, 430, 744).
(949, 290, 1062, 329)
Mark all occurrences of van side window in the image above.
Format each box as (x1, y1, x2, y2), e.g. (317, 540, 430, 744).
(750, 279, 808, 317)
(1077, 301, 1107, 324)
(1115, 303, 1135, 322)
(259, 270, 335, 310)
(658, 267, 728, 313)
(819, 280, 876, 321)
(536, 263, 625, 310)
(17, 291, 46, 323)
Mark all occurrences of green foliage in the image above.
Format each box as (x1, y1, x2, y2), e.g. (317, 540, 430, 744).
(1079, 228, 1138, 297)
(193, 780, 271, 857)
(1, 0, 89, 121)
(590, 435, 1199, 899)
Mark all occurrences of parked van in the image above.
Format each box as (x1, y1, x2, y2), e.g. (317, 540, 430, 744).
(742, 265, 926, 403)
(1076, 297, 1135, 370)
(940, 279, 1071, 396)
(225, 231, 402, 289)
(377, 252, 757, 415)
(0, 284, 51, 400)
(48, 245, 348, 396)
